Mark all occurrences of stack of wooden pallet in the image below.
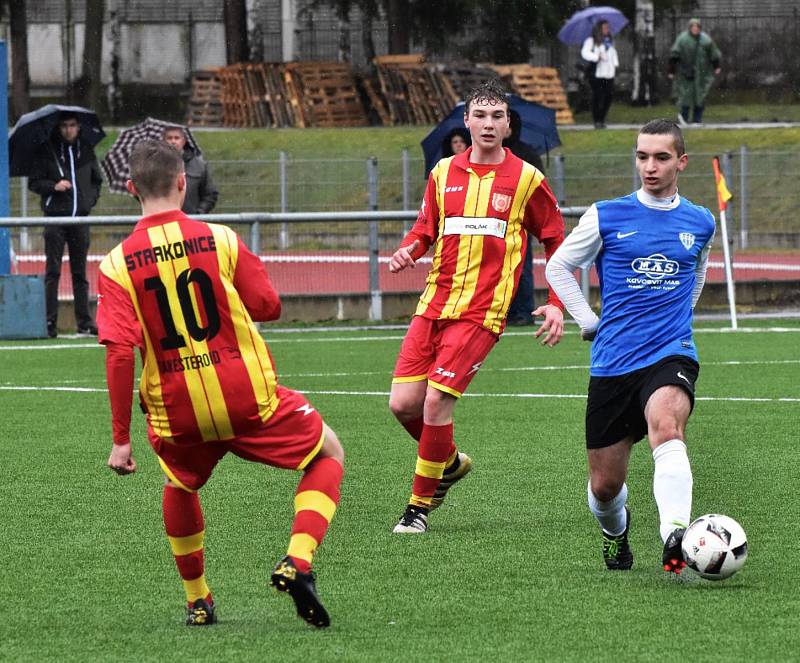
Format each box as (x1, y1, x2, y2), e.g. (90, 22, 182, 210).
(372, 55, 458, 126)
(189, 62, 367, 128)
(283, 62, 368, 128)
(187, 69, 223, 127)
(485, 64, 574, 124)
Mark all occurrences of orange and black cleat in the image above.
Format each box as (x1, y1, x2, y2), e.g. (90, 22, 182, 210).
(186, 597, 217, 626)
(270, 556, 330, 628)
(662, 527, 687, 574)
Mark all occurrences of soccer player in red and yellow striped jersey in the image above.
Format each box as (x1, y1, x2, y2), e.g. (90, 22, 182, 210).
(100, 140, 343, 628)
(388, 81, 565, 534)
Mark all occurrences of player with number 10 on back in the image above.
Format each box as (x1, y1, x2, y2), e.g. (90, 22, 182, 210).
(97, 139, 344, 628)
(545, 119, 716, 574)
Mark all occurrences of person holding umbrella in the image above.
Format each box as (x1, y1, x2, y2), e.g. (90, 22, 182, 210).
(581, 20, 620, 129)
(28, 111, 103, 337)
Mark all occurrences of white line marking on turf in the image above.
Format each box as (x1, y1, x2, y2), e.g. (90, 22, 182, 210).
(1, 384, 796, 403)
(1, 326, 798, 352)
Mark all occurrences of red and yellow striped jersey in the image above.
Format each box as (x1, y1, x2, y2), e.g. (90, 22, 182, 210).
(404, 148, 564, 334)
(98, 210, 282, 444)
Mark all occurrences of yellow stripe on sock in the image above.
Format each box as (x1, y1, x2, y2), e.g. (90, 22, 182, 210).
(287, 533, 319, 563)
(183, 576, 210, 603)
(294, 490, 337, 522)
(415, 457, 446, 479)
(168, 531, 205, 557)
(410, 494, 433, 508)
(445, 449, 458, 468)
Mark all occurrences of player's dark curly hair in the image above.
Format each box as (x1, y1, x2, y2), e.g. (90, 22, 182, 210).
(465, 79, 509, 114)
(640, 118, 686, 156)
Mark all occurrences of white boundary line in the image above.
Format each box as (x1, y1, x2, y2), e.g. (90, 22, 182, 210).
(2, 384, 796, 403)
(1, 325, 799, 351)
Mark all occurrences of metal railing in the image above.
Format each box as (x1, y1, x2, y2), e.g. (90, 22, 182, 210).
(0, 207, 589, 320)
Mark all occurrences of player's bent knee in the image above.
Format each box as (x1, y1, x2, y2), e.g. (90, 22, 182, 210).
(317, 424, 345, 464)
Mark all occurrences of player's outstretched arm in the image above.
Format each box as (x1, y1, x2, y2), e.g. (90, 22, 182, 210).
(532, 304, 564, 347)
(389, 239, 420, 273)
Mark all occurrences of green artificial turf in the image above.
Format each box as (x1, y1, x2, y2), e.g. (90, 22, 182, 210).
(1, 319, 798, 661)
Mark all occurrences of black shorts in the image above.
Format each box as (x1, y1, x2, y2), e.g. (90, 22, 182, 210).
(585, 355, 699, 449)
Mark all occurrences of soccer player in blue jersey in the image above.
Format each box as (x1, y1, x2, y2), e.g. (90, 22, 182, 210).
(545, 119, 715, 574)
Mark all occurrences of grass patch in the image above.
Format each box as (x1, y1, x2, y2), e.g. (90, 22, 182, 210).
(1, 320, 799, 661)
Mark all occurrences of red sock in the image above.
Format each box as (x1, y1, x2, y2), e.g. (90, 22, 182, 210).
(163, 484, 211, 605)
(288, 457, 343, 573)
(410, 422, 453, 509)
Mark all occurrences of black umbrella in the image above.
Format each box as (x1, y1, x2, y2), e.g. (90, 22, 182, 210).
(8, 104, 105, 177)
(101, 118, 202, 194)
(421, 95, 561, 178)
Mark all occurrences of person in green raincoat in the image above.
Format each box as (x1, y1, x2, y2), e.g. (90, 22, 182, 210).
(668, 18, 721, 125)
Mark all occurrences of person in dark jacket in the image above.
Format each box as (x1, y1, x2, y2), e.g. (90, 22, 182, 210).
(29, 112, 103, 337)
(503, 110, 546, 325)
(163, 126, 219, 214)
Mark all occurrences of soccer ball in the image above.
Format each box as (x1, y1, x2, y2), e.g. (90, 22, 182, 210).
(681, 514, 748, 580)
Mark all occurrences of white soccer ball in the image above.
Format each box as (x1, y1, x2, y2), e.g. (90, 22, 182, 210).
(681, 514, 748, 580)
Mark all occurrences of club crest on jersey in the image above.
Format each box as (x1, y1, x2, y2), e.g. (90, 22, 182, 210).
(491, 192, 512, 213)
(679, 232, 695, 250)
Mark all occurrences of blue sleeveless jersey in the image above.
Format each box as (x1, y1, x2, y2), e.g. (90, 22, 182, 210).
(591, 192, 715, 377)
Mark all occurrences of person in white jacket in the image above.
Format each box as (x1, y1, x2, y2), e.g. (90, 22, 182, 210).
(581, 20, 620, 128)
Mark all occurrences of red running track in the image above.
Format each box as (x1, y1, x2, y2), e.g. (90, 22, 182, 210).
(11, 251, 800, 299)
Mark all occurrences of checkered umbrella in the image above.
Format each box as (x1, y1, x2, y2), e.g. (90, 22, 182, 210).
(101, 117, 202, 194)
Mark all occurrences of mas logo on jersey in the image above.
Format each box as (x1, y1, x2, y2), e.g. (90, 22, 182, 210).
(491, 192, 512, 213)
(631, 254, 679, 280)
(679, 232, 696, 250)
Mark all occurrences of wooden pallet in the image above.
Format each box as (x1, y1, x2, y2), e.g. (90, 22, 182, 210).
(284, 62, 368, 128)
(187, 69, 223, 126)
(485, 64, 574, 124)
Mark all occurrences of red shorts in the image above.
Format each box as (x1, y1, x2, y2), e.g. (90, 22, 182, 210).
(392, 316, 498, 397)
(149, 386, 324, 491)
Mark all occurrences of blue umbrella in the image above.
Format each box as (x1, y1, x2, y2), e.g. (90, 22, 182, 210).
(557, 6, 628, 45)
(9, 104, 106, 177)
(421, 95, 560, 178)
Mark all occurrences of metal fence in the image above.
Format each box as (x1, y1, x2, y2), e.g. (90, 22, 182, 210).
(9, 148, 800, 250)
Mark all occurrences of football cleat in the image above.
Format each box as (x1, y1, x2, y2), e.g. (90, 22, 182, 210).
(392, 505, 429, 533)
(662, 527, 688, 574)
(270, 556, 330, 628)
(601, 506, 633, 570)
(429, 452, 473, 511)
(186, 597, 217, 626)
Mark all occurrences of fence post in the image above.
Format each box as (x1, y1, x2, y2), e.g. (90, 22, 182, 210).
(20, 176, 29, 251)
(722, 151, 735, 255)
(249, 219, 260, 256)
(739, 145, 748, 249)
(401, 148, 410, 232)
(279, 151, 289, 249)
(367, 157, 382, 321)
(553, 154, 566, 204)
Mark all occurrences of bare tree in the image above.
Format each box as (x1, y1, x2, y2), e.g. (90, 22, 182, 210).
(386, 0, 410, 54)
(8, 0, 31, 121)
(224, 0, 249, 64)
(80, 0, 105, 111)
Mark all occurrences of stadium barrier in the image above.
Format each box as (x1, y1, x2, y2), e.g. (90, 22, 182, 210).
(1, 209, 798, 326)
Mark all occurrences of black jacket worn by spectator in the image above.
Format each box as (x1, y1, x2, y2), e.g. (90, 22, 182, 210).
(182, 148, 219, 215)
(29, 136, 102, 217)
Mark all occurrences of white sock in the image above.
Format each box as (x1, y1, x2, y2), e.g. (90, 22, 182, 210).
(652, 439, 693, 543)
(587, 481, 628, 536)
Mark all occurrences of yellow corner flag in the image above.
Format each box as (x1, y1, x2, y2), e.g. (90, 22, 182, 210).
(712, 157, 733, 211)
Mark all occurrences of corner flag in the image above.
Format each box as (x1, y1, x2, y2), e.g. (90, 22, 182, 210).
(712, 156, 732, 211)
(712, 156, 737, 330)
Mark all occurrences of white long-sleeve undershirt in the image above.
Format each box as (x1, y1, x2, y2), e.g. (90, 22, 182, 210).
(545, 189, 715, 334)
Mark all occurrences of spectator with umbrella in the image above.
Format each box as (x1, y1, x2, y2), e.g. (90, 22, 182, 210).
(101, 118, 217, 215)
(14, 106, 105, 337)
